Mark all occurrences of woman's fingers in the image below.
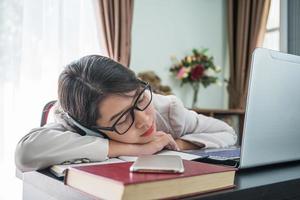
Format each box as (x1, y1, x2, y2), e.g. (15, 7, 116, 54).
(166, 134, 180, 151)
(153, 131, 180, 151)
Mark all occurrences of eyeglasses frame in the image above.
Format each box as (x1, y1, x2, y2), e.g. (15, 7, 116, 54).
(91, 81, 153, 135)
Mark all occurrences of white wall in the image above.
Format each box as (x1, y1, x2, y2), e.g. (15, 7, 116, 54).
(130, 0, 229, 109)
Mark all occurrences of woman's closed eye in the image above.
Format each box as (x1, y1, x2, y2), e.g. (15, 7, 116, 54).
(137, 94, 147, 106)
(116, 113, 130, 125)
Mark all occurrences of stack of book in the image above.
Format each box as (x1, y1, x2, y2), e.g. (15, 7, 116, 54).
(64, 160, 236, 199)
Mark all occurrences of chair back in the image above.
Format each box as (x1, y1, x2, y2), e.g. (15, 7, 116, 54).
(40, 100, 57, 127)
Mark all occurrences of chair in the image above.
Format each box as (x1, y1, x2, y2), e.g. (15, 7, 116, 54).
(40, 100, 57, 127)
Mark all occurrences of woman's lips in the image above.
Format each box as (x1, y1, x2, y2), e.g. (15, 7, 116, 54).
(141, 123, 154, 137)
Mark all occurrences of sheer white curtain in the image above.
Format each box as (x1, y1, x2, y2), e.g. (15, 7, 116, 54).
(0, 0, 103, 199)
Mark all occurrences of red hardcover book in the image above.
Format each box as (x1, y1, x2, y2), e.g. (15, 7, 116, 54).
(65, 160, 236, 200)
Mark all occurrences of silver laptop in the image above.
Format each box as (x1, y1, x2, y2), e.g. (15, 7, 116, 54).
(239, 48, 300, 168)
(187, 48, 300, 169)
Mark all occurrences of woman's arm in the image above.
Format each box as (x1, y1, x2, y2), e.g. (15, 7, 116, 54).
(175, 138, 203, 150)
(15, 123, 179, 172)
(167, 95, 237, 149)
(15, 123, 109, 172)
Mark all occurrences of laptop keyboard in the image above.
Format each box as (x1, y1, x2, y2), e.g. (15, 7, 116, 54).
(200, 149, 240, 158)
(185, 147, 241, 159)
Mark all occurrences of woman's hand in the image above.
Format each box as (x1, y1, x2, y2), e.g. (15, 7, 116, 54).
(108, 131, 179, 157)
(142, 131, 180, 154)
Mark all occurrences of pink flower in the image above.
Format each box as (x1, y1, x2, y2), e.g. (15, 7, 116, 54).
(176, 67, 189, 79)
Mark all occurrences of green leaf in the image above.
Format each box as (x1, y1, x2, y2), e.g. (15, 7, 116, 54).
(200, 48, 209, 54)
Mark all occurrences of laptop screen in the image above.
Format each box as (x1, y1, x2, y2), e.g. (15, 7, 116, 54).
(239, 48, 300, 169)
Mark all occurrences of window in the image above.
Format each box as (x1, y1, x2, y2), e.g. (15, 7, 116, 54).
(0, 0, 103, 199)
(263, 0, 281, 50)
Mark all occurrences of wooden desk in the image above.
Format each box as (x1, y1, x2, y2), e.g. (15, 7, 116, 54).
(21, 161, 300, 200)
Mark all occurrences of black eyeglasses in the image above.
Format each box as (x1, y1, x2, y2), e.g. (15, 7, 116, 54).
(92, 81, 153, 135)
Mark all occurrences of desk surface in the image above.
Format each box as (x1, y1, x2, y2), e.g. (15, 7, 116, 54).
(22, 161, 300, 200)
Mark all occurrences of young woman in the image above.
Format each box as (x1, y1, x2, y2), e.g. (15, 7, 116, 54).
(15, 55, 237, 172)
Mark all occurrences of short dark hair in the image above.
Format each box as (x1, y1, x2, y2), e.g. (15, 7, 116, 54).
(58, 55, 140, 127)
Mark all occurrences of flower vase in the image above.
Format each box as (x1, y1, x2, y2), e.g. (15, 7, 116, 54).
(191, 83, 200, 108)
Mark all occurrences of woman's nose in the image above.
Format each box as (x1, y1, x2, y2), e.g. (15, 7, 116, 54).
(134, 110, 150, 129)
